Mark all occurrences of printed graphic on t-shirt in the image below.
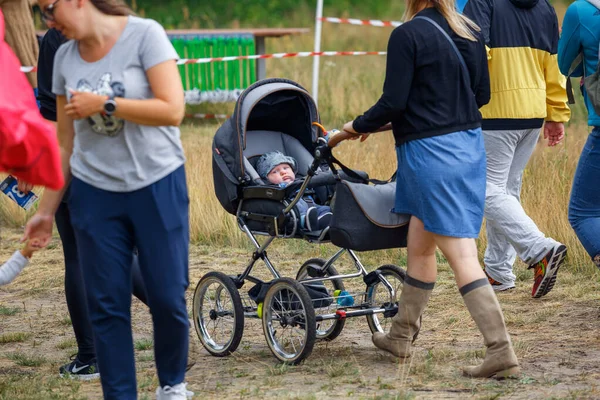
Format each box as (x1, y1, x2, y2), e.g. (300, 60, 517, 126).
(75, 73, 125, 137)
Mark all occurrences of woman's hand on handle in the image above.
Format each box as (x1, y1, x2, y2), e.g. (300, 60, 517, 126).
(330, 120, 394, 147)
(342, 120, 369, 142)
(329, 119, 363, 148)
(328, 131, 361, 148)
(21, 213, 54, 248)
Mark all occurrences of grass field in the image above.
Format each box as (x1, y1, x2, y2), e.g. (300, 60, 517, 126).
(3, 2, 600, 398)
(2, 224, 600, 399)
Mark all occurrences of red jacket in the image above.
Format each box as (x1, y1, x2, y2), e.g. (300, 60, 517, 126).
(0, 9, 64, 190)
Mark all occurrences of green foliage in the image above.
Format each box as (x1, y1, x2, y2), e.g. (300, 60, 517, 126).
(7, 352, 46, 367)
(128, 0, 575, 28)
(130, 0, 405, 28)
(0, 305, 20, 316)
(134, 338, 154, 351)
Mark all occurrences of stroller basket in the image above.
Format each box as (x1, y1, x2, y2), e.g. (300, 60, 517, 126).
(330, 180, 410, 251)
(248, 281, 333, 309)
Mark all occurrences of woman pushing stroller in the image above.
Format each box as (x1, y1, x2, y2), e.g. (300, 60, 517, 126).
(341, 0, 519, 379)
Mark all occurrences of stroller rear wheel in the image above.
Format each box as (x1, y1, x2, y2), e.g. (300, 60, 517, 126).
(296, 258, 346, 341)
(193, 271, 244, 357)
(262, 278, 316, 364)
(365, 264, 406, 335)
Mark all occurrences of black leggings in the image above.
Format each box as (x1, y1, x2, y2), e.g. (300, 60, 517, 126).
(55, 199, 148, 362)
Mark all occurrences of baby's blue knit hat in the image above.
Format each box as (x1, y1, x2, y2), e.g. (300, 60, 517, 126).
(256, 151, 298, 179)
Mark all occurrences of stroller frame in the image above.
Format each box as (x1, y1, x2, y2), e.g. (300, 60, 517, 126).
(193, 78, 408, 364)
(237, 215, 398, 323)
(194, 138, 407, 365)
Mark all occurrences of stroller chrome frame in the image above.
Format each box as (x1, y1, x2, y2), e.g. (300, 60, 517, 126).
(194, 140, 406, 365)
(193, 78, 408, 365)
(241, 233, 401, 328)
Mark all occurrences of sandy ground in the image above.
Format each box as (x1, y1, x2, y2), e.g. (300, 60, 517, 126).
(2, 227, 600, 399)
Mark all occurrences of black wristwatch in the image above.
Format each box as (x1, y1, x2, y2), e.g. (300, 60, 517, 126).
(103, 96, 117, 116)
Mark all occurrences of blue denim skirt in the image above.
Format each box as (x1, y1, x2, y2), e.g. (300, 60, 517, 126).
(393, 128, 486, 238)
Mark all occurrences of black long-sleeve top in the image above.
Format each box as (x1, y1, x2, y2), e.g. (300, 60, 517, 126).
(37, 28, 67, 122)
(353, 8, 490, 145)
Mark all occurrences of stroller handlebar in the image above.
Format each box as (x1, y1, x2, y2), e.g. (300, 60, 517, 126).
(327, 131, 359, 148)
(326, 123, 393, 148)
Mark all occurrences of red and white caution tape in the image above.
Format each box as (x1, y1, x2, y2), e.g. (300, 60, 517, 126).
(20, 50, 386, 71)
(176, 51, 386, 65)
(319, 17, 402, 28)
(185, 113, 230, 119)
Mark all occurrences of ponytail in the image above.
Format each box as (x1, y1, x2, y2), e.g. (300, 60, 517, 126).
(404, 0, 480, 41)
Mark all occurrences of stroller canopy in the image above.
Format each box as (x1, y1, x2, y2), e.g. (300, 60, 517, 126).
(214, 78, 320, 183)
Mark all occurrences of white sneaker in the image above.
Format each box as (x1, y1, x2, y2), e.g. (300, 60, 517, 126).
(156, 383, 194, 399)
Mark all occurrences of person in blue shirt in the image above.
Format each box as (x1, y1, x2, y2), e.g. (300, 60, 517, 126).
(557, 0, 600, 270)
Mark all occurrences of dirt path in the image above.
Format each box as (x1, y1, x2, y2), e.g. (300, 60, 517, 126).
(2, 228, 600, 399)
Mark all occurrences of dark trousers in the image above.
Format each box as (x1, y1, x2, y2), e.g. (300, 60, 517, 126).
(68, 166, 190, 399)
(55, 195, 148, 363)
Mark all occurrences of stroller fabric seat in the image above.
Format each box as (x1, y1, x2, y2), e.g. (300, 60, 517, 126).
(212, 78, 408, 250)
(242, 129, 335, 210)
(244, 130, 315, 177)
(212, 79, 324, 218)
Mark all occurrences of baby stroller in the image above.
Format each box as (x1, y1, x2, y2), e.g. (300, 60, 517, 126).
(193, 78, 411, 364)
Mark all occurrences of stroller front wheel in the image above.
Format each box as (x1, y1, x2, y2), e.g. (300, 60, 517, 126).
(262, 278, 316, 365)
(192, 271, 244, 357)
(365, 264, 406, 335)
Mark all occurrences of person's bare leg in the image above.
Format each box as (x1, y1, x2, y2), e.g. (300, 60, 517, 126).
(433, 235, 484, 287)
(434, 235, 519, 378)
(372, 217, 435, 357)
(406, 217, 437, 283)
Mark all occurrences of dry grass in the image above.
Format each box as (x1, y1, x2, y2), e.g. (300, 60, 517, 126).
(2, 236, 600, 399)
(178, 119, 592, 273)
(0, 122, 594, 273)
(1, 16, 594, 272)
(0, 332, 30, 344)
(1, 12, 599, 398)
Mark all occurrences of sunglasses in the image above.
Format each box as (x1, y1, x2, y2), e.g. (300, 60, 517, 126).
(41, 0, 62, 22)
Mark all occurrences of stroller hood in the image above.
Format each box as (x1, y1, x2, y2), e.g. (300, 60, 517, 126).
(213, 78, 320, 185)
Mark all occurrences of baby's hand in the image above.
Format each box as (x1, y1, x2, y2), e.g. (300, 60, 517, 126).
(21, 239, 41, 259)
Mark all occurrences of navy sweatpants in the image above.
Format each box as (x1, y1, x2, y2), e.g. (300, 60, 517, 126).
(68, 166, 190, 399)
(56, 191, 148, 364)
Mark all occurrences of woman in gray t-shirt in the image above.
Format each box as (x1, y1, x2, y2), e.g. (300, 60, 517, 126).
(23, 0, 192, 398)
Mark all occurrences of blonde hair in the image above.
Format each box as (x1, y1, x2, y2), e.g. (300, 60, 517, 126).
(403, 0, 480, 41)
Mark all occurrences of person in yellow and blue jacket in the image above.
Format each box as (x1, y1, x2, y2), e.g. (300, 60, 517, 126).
(464, 0, 570, 298)
(557, 0, 600, 271)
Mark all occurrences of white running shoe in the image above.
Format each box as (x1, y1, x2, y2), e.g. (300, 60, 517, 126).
(156, 382, 194, 399)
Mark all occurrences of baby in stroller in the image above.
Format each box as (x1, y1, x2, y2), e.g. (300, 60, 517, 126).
(256, 151, 332, 232)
